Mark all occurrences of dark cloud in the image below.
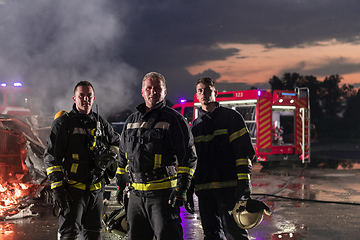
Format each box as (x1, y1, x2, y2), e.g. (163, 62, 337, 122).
(0, 0, 359, 113)
(116, 0, 360, 103)
(281, 57, 360, 80)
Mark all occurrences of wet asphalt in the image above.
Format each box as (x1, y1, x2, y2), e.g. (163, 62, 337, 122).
(2, 147, 360, 239)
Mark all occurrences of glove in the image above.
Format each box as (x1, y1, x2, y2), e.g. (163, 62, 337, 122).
(185, 179, 195, 214)
(234, 180, 251, 201)
(53, 186, 73, 211)
(168, 187, 187, 208)
(185, 187, 195, 214)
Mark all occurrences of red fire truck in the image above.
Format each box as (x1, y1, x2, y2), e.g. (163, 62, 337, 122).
(0, 83, 34, 116)
(173, 88, 313, 167)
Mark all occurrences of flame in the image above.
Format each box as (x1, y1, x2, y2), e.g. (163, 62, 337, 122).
(0, 182, 34, 216)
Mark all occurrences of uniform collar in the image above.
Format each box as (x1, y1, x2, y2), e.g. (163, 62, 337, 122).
(136, 100, 167, 116)
(198, 102, 220, 118)
(72, 103, 95, 121)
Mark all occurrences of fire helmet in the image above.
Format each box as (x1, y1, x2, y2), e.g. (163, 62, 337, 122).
(103, 205, 127, 236)
(231, 198, 272, 229)
(54, 110, 68, 120)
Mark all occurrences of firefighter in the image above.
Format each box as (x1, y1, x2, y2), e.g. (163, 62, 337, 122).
(44, 81, 120, 240)
(190, 77, 255, 240)
(115, 72, 197, 240)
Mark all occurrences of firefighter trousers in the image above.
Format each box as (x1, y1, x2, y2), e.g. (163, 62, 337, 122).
(127, 191, 183, 240)
(198, 194, 249, 240)
(58, 187, 103, 240)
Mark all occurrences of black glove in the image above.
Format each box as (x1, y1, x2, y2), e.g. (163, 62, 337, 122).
(168, 187, 187, 208)
(185, 179, 195, 214)
(53, 186, 72, 211)
(185, 187, 195, 214)
(234, 179, 251, 201)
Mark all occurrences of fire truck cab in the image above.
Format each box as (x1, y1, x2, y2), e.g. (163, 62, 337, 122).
(172, 100, 194, 124)
(173, 87, 312, 167)
(0, 83, 34, 116)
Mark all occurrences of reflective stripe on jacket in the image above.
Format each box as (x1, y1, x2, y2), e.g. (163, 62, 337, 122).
(117, 100, 197, 196)
(191, 103, 254, 194)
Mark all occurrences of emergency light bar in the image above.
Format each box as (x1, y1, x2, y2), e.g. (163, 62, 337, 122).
(217, 100, 257, 105)
(281, 93, 296, 96)
(194, 99, 257, 107)
(0, 83, 6, 87)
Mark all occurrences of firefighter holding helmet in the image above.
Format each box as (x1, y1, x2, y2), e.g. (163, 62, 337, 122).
(115, 72, 197, 240)
(191, 77, 255, 239)
(44, 81, 120, 240)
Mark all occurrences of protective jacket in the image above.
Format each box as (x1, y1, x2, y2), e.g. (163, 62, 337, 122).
(44, 104, 120, 192)
(191, 102, 255, 196)
(116, 100, 197, 196)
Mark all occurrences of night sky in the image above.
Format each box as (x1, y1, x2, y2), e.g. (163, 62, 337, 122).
(0, 0, 359, 116)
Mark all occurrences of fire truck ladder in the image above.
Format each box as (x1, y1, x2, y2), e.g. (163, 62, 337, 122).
(295, 87, 311, 164)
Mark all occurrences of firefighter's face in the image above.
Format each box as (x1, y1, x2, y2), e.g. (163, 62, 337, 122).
(196, 83, 217, 105)
(142, 77, 167, 109)
(73, 86, 95, 114)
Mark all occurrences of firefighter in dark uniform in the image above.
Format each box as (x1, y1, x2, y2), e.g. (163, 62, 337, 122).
(190, 77, 255, 240)
(44, 81, 120, 240)
(115, 72, 197, 240)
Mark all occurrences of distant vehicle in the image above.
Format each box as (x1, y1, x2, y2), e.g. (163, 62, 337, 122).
(0, 83, 34, 116)
(172, 88, 314, 167)
(109, 110, 132, 134)
(172, 100, 194, 124)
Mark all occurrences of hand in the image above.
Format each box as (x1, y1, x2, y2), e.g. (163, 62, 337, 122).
(168, 187, 187, 208)
(185, 192, 195, 214)
(234, 180, 251, 201)
(184, 185, 195, 214)
(53, 187, 72, 211)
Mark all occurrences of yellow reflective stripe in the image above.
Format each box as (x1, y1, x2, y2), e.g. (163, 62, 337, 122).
(67, 180, 102, 191)
(127, 121, 147, 129)
(214, 129, 227, 136)
(127, 121, 170, 130)
(154, 154, 162, 169)
(195, 180, 237, 191)
(194, 134, 213, 142)
(154, 122, 170, 130)
(116, 167, 126, 175)
(194, 129, 228, 143)
(46, 166, 62, 175)
(90, 182, 103, 191)
(72, 154, 79, 160)
(178, 167, 195, 176)
(236, 158, 252, 166)
(70, 163, 79, 173)
(237, 173, 250, 180)
(229, 127, 248, 143)
(131, 177, 177, 191)
(51, 181, 63, 189)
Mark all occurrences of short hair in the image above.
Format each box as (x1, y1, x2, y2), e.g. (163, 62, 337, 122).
(196, 77, 215, 88)
(74, 81, 95, 95)
(142, 72, 166, 88)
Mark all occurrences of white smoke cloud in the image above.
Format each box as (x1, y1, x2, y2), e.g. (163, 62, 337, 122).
(0, 0, 140, 117)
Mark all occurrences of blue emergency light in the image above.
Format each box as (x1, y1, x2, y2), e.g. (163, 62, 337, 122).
(281, 93, 296, 96)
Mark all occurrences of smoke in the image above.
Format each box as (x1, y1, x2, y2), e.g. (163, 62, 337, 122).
(0, 0, 140, 118)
